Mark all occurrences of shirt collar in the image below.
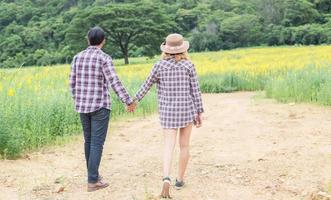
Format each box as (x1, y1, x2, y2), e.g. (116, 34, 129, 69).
(87, 46, 100, 50)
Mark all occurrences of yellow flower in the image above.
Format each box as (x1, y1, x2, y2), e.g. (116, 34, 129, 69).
(8, 88, 15, 97)
(26, 78, 32, 85)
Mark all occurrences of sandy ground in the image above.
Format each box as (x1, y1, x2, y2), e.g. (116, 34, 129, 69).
(0, 92, 331, 200)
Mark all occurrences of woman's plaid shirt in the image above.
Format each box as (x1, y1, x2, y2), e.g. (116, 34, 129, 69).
(135, 58, 204, 128)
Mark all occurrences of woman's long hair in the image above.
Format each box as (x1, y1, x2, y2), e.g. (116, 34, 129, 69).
(161, 52, 189, 62)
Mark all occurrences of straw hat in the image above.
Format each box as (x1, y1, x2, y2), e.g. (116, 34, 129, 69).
(160, 33, 189, 54)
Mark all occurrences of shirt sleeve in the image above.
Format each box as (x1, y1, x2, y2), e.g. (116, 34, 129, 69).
(135, 63, 159, 102)
(189, 64, 204, 114)
(102, 56, 133, 105)
(69, 56, 77, 99)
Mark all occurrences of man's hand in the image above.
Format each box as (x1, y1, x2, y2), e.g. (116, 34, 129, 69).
(195, 113, 202, 128)
(126, 101, 137, 112)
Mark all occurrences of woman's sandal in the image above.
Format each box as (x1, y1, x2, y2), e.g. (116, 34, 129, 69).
(160, 177, 172, 199)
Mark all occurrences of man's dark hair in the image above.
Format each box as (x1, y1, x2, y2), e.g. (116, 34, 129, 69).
(87, 26, 105, 46)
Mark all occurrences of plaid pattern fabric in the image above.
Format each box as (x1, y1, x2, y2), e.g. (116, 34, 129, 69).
(69, 46, 133, 113)
(135, 58, 204, 129)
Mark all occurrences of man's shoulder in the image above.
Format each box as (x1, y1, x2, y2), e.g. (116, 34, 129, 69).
(73, 49, 87, 61)
(98, 49, 112, 60)
(74, 48, 111, 62)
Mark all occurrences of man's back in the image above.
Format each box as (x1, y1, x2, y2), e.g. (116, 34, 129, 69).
(70, 46, 132, 113)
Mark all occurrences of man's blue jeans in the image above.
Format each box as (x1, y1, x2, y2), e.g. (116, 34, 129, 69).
(80, 108, 110, 183)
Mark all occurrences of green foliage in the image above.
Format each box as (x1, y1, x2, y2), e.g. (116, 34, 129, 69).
(315, 0, 331, 13)
(0, 0, 331, 68)
(221, 14, 263, 48)
(282, 0, 320, 26)
(266, 23, 331, 45)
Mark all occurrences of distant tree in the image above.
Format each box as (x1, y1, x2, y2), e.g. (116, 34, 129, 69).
(175, 8, 199, 34)
(314, 0, 331, 13)
(0, 35, 24, 58)
(0, 2, 18, 30)
(190, 28, 222, 51)
(229, 0, 258, 14)
(209, 0, 233, 12)
(279, 27, 295, 45)
(265, 24, 283, 45)
(258, 0, 284, 25)
(67, 2, 175, 64)
(282, 0, 320, 26)
(292, 24, 329, 44)
(176, 0, 198, 9)
(325, 21, 331, 43)
(220, 14, 263, 48)
(189, 10, 234, 51)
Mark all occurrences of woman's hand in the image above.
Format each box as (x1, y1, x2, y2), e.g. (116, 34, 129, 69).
(126, 101, 137, 112)
(195, 113, 202, 128)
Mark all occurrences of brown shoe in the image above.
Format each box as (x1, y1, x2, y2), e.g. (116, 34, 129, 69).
(160, 177, 171, 199)
(87, 180, 109, 192)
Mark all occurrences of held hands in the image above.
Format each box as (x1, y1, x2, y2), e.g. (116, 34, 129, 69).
(126, 100, 137, 112)
(195, 113, 202, 128)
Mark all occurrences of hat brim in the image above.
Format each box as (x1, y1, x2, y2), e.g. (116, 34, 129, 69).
(160, 41, 189, 54)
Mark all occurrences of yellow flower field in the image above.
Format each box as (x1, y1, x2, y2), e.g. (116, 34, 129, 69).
(0, 45, 330, 158)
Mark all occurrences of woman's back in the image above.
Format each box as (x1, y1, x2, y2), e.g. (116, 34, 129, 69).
(156, 58, 193, 105)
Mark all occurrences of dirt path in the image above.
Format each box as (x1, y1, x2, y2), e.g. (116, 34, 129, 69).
(1, 93, 331, 200)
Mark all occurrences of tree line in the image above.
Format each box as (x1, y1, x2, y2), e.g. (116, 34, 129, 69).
(0, 0, 330, 67)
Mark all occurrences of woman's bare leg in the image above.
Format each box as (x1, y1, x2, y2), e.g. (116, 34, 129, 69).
(178, 123, 193, 182)
(163, 129, 177, 177)
(161, 128, 177, 198)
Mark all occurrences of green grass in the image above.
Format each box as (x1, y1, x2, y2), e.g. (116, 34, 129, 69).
(1, 46, 331, 158)
(265, 65, 331, 105)
(199, 72, 268, 93)
(0, 74, 157, 159)
(199, 64, 331, 107)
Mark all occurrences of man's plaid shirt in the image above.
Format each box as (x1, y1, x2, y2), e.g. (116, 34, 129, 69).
(69, 46, 133, 113)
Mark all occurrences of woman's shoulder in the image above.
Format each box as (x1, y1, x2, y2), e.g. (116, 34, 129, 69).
(156, 59, 194, 67)
(180, 59, 194, 67)
(156, 59, 171, 65)
(154, 59, 194, 73)
(176, 60, 195, 72)
(154, 59, 172, 69)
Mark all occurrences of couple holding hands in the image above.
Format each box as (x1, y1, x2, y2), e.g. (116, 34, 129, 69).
(69, 26, 204, 198)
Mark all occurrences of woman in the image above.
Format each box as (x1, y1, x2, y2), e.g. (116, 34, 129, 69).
(134, 33, 204, 198)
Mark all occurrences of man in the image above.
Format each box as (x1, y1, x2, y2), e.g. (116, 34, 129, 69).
(69, 26, 136, 192)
